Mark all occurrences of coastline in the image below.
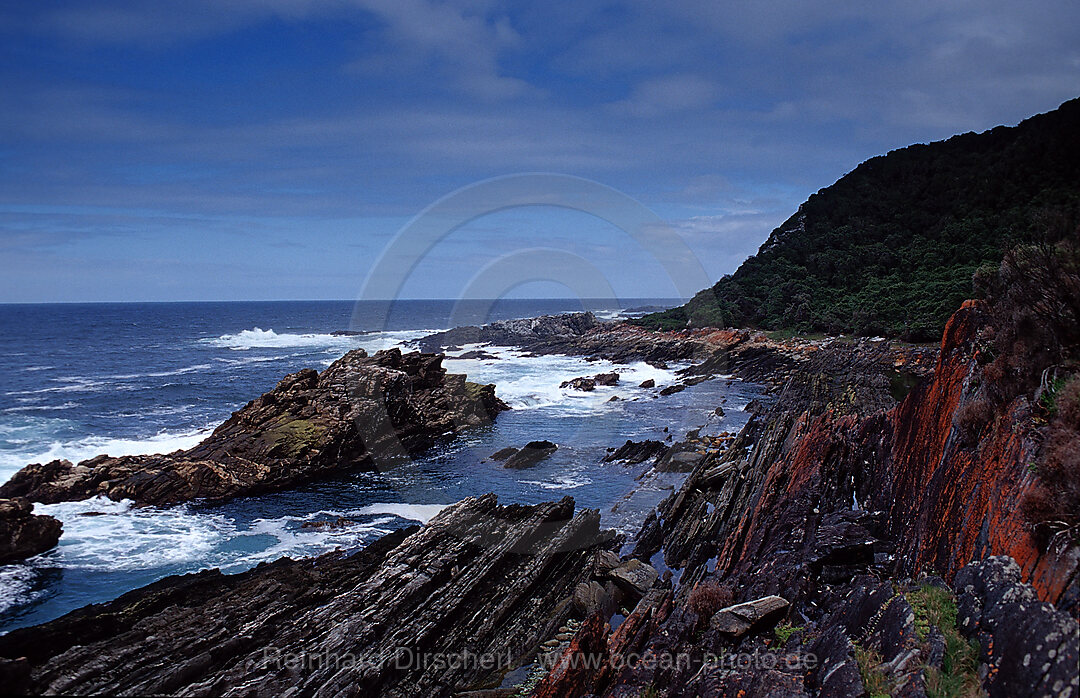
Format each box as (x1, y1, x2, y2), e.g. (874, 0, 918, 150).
(0, 306, 1077, 696)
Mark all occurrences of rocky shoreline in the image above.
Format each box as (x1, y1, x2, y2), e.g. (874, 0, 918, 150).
(0, 307, 1077, 696)
(0, 348, 507, 507)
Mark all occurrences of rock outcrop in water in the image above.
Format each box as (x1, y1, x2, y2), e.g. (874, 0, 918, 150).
(0, 497, 61, 564)
(0, 349, 508, 507)
(0, 495, 614, 696)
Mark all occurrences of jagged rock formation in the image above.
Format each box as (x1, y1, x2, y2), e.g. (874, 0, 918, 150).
(0, 495, 613, 697)
(0, 349, 508, 507)
(0, 497, 62, 564)
(527, 300, 1078, 697)
(2, 300, 1075, 697)
(561, 372, 620, 392)
(419, 313, 934, 393)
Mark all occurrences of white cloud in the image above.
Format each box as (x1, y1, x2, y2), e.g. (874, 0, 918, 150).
(609, 74, 720, 118)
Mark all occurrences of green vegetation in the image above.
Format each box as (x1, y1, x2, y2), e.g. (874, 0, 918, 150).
(773, 621, 802, 646)
(268, 418, 326, 457)
(1038, 375, 1072, 418)
(854, 643, 892, 698)
(906, 584, 983, 698)
(636, 98, 1080, 341)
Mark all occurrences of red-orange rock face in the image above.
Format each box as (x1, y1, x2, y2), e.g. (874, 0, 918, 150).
(714, 300, 1075, 607)
(874, 301, 1075, 604)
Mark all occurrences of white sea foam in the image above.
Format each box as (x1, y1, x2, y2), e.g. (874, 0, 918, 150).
(203, 327, 367, 351)
(103, 364, 215, 380)
(0, 562, 46, 615)
(227, 514, 396, 567)
(1, 401, 80, 414)
(36, 497, 232, 571)
(28, 497, 403, 578)
(0, 427, 213, 482)
(443, 348, 685, 413)
(202, 327, 436, 355)
(350, 502, 448, 524)
(522, 474, 593, 490)
(5, 377, 108, 396)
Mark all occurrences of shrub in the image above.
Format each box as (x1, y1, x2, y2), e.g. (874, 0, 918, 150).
(1022, 376, 1080, 542)
(952, 399, 995, 445)
(687, 581, 734, 620)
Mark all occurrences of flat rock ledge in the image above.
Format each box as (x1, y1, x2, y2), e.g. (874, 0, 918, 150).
(0, 494, 614, 697)
(0, 349, 509, 507)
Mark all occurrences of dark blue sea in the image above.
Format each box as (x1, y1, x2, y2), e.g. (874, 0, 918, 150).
(0, 299, 762, 632)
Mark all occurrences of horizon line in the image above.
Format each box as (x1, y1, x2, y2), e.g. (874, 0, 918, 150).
(0, 296, 688, 307)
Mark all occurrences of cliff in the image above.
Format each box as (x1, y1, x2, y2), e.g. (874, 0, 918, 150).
(540, 299, 1078, 696)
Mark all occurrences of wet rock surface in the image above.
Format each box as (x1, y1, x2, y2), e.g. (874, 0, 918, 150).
(0, 495, 613, 697)
(416, 313, 605, 354)
(502, 440, 559, 469)
(0, 497, 62, 564)
(0, 349, 509, 507)
(602, 439, 668, 465)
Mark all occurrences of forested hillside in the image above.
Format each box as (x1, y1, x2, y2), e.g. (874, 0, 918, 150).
(638, 98, 1080, 340)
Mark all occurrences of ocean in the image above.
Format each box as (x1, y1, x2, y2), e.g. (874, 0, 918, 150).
(0, 299, 762, 632)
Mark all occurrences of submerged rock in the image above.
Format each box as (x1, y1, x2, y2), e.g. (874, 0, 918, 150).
(489, 446, 520, 461)
(503, 440, 558, 469)
(602, 440, 668, 465)
(560, 376, 596, 391)
(0, 349, 509, 507)
(0, 497, 61, 564)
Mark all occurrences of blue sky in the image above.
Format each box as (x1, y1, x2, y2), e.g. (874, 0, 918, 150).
(1, 1, 1078, 302)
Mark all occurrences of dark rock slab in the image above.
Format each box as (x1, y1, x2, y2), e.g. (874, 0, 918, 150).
(561, 376, 596, 391)
(602, 440, 668, 465)
(708, 595, 790, 639)
(0, 495, 612, 697)
(0, 497, 62, 564)
(416, 313, 604, 353)
(593, 372, 620, 386)
(607, 559, 659, 599)
(503, 441, 558, 469)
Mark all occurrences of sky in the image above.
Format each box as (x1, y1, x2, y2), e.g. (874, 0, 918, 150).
(1, 1, 1078, 303)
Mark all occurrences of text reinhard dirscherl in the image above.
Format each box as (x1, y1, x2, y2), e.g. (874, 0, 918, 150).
(256, 646, 819, 675)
